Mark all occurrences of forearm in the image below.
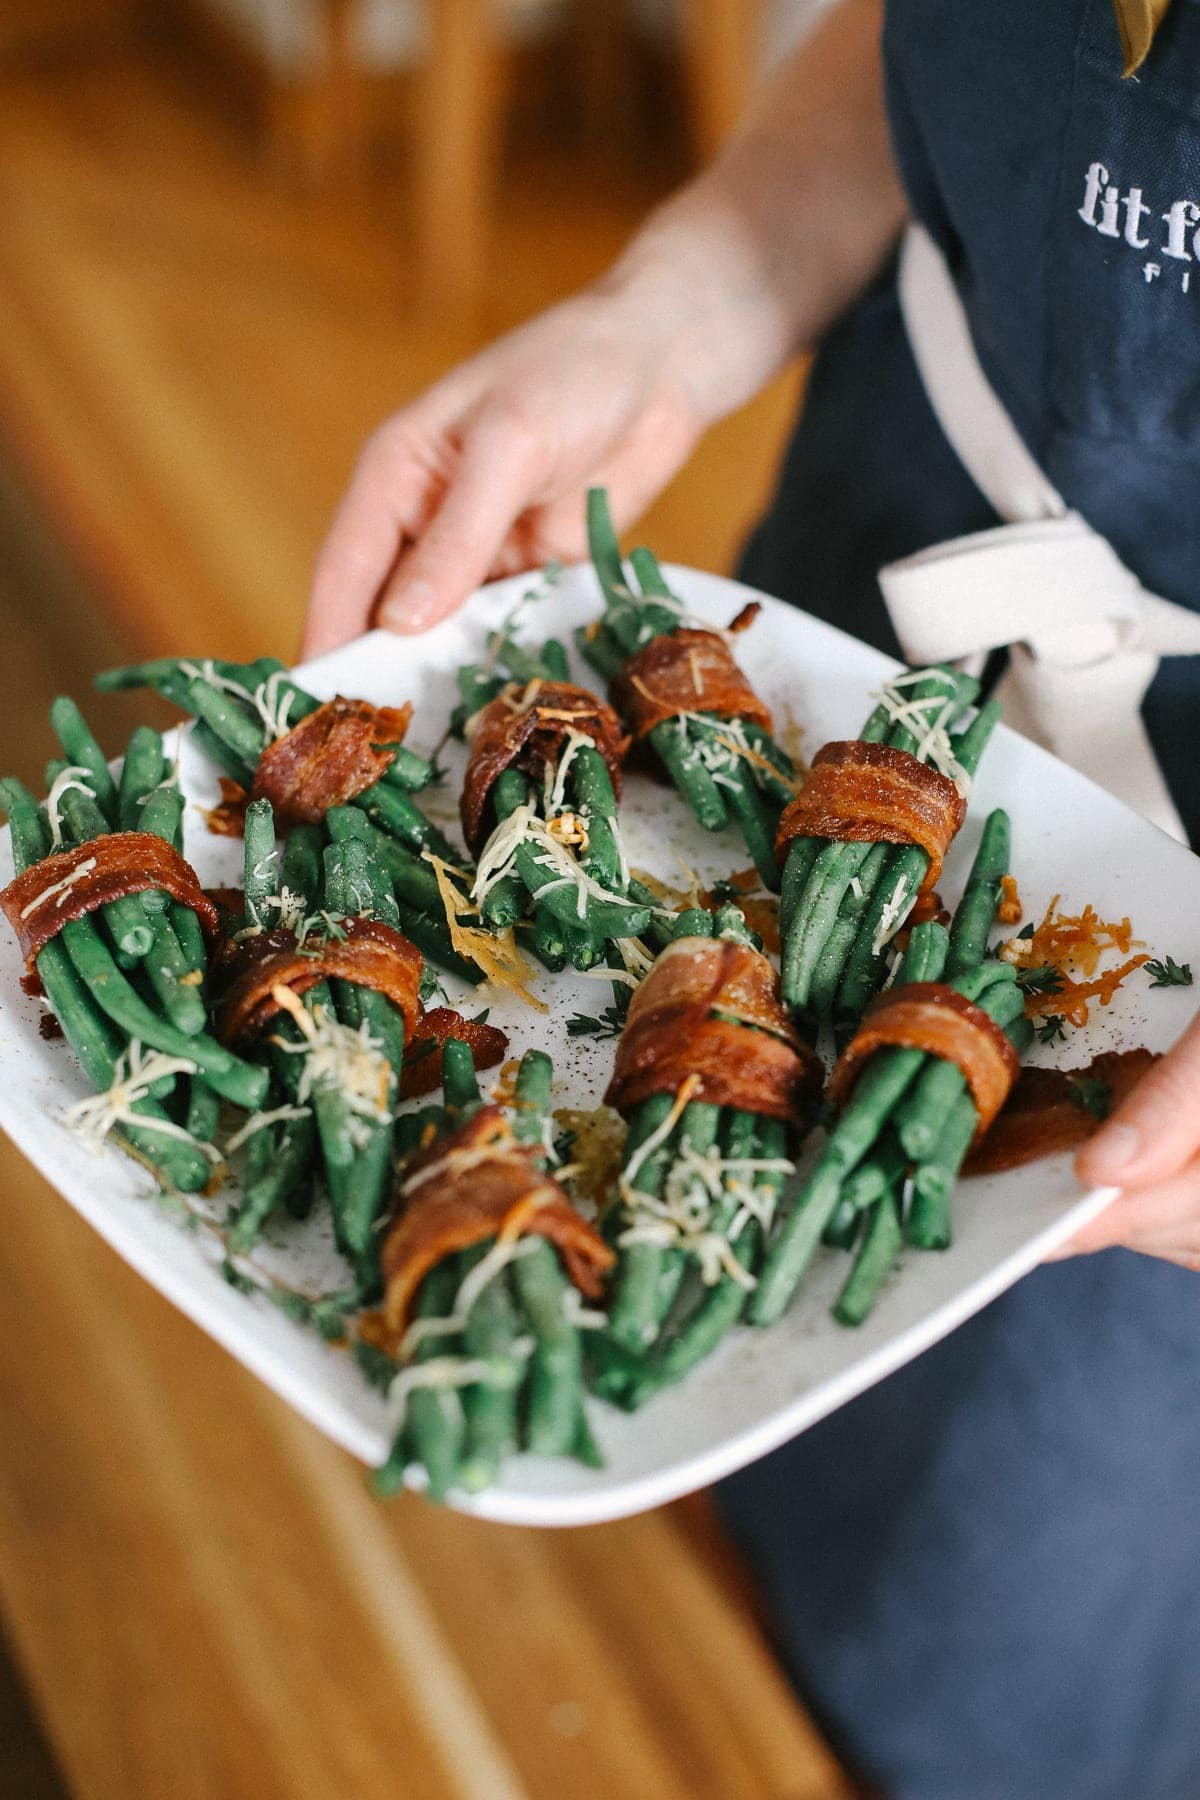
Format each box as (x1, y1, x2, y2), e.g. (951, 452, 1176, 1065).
(600, 0, 905, 428)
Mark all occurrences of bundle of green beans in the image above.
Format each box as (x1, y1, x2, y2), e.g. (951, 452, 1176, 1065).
(751, 809, 1032, 1330)
(589, 904, 794, 1407)
(778, 666, 1002, 1032)
(95, 657, 494, 983)
(469, 744, 654, 980)
(94, 654, 459, 864)
(576, 488, 794, 891)
(373, 1044, 602, 1501)
(221, 798, 417, 1277)
(0, 704, 268, 1191)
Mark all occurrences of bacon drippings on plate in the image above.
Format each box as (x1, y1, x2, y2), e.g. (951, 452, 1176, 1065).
(605, 936, 823, 1122)
(381, 1105, 614, 1337)
(965, 1049, 1157, 1175)
(829, 980, 1021, 1141)
(213, 916, 424, 1047)
(775, 740, 966, 894)
(251, 696, 414, 830)
(0, 834, 221, 990)
(201, 777, 252, 837)
(397, 1006, 509, 1100)
(460, 679, 628, 855)
(614, 628, 773, 741)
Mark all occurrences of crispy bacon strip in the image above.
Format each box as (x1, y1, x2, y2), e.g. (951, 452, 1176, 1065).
(460, 679, 629, 854)
(398, 1007, 509, 1100)
(213, 916, 423, 1047)
(775, 740, 966, 894)
(251, 696, 414, 829)
(605, 936, 823, 1121)
(614, 628, 773, 741)
(381, 1105, 614, 1335)
(1, 834, 221, 982)
(829, 980, 1020, 1141)
(964, 1049, 1157, 1175)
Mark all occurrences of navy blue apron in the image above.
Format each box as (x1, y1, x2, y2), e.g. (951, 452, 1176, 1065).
(720, 8, 1200, 1798)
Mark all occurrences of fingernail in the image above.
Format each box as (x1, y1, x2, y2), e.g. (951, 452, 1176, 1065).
(379, 580, 438, 633)
(1084, 1122, 1140, 1179)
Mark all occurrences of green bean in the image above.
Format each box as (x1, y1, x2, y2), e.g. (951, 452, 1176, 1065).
(511, 1049, 553, 1147)
(49, 696, 118, 822)
(779, 836, 821, 944)
(808, 842, 895, 1019)
(242, 798, 279, 925)
(458, 1256, 522, 1491)
(670, 906, 713, 940)
(750, 922, 948, 1325)
(57, 786, 156, 960)
(945, 807, 1011, 979)
(137, 783, 185, 854)
(59, 916, 267, 1108)
(721, 761, 781, 890)
(572, 745, 624, 895)
(907, 1017, 1034, 1248)
(143, 911, 208, 1035)
(540, 638, 570, 682)
(833, 1189, 903, 1327)
(117, 727, 166, 831)
(406, 1263, 467, 1503)
(280, 824, 323, 909)
(185, 1078, 220, 1146)
(712, 902, 758, 947)
(586, 486, 634, 607)
(352, 782, 458, 862)
(648, 719, 729, 832)
(575, 622, 626, 685)
(782, 839, 875, 1010)
(841, 1130, 909, 1212)
(441, 1037, 481, 1114)
(185, 679, 267, 767)
(512, 1238, 584, 1458)
(605, 1092, 677, 1352)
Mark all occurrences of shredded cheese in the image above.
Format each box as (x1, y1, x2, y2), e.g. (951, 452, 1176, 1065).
(872, 874, 912, 957)
(224, 1103, 312, 1156)
(1002, 893, 1149, 1027)
(423, 852, 546, 1011)
(270, 985, 392, 1147)
(61, 1040, 221, 1162)
(387, 1347, 534, 1432)
(871, 669, 971, 793)
(398, 1234, 542, 1357)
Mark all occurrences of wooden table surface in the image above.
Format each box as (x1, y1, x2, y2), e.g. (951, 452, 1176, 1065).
(0, 28, 850, 1800)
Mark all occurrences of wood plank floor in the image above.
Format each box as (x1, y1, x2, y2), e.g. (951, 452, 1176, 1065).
(0, 24, 845, 1800)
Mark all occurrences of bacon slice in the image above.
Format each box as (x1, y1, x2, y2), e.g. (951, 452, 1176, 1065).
(614, 628, 773, 741)
(605, 936, 823, 1122)
(213, 916, 423, 1047)
(398, 1006, 509, 1100)
(251, 696, 414, 829)
(460, 679, 629, 855)
(828, 980, 1020, 1141)
(1, 834, 221, 984)
(381, 1105, 614, 1335)
(964, 1049, 1157, 1175)
(775, 740, 966, 894)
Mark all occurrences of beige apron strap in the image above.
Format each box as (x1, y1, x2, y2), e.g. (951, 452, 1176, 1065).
(879, 223, 1200, 841)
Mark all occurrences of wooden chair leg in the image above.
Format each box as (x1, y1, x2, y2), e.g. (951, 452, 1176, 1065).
(414, 0, 509, 315)
(678, 0, 762, 160)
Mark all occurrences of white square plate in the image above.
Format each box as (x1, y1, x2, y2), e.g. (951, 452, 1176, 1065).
(2, 565, 1197, 1526)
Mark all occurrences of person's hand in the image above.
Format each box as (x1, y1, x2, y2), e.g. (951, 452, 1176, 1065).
(304, 285, 710, 656)
(303, 0, 903, 656)
(1053, 1010, 1200, 1271)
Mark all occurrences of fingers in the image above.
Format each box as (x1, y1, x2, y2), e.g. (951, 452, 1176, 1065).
(1048, 1158, 1200, 1270)
(1075, 1010, 1200, 1191)
(375, 401, 552, 634)
(304, 426, 434, 658)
